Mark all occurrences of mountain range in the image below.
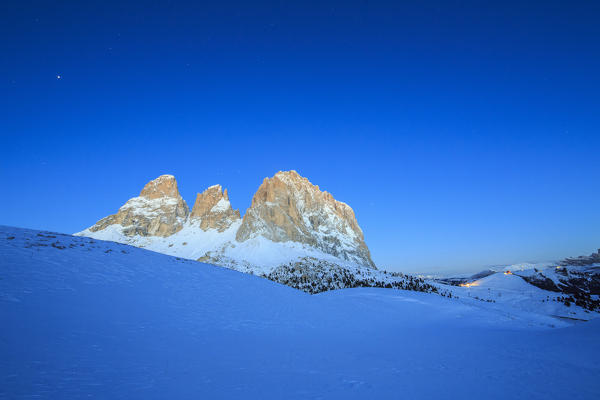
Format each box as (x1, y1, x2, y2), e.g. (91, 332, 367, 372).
(77, 171, 399, 292)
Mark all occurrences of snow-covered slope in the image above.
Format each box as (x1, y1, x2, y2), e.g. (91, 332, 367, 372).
(78, 219, 364, 275)
(439, 263, 600, 314)
(442, 271, 597, 320)
(2, 226, 600, 399)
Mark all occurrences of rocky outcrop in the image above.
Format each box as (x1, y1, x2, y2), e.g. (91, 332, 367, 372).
(236, 170, 375, 268)
(190, 185, 241, 232)
(87, 175, 189, 237)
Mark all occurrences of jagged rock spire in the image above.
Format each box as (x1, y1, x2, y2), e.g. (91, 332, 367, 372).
(190, 185, 241, 232)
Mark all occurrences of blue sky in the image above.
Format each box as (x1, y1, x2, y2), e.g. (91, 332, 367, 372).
(1, 1, 599, 273)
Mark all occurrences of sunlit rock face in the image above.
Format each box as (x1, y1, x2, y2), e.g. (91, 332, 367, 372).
(236, 170, 375, 268)
(190, 185, 241, 232)
(87, 175, 189, 237)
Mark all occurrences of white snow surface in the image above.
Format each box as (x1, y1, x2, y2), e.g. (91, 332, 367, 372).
(210, 197, 231, 213)
(77, 220, 364, 274)
(78, 221, 242, 262)
(119, 195, 182, 216)
(2, 225, 600, 399)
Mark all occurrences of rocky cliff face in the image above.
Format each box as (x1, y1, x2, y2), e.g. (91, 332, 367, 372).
(236, 170, 375, 268)
(190, 185, 241, 232)
(87, 175, 189, 237)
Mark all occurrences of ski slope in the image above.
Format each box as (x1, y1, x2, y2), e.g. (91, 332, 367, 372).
(1, 226, 599, 399)
(443, 270, 597, 320)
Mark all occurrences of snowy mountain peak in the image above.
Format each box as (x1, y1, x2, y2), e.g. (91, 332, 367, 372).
(236, 170, 375, 268)
(190, 185, 241, 232)
(79, 174, 190, 238)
